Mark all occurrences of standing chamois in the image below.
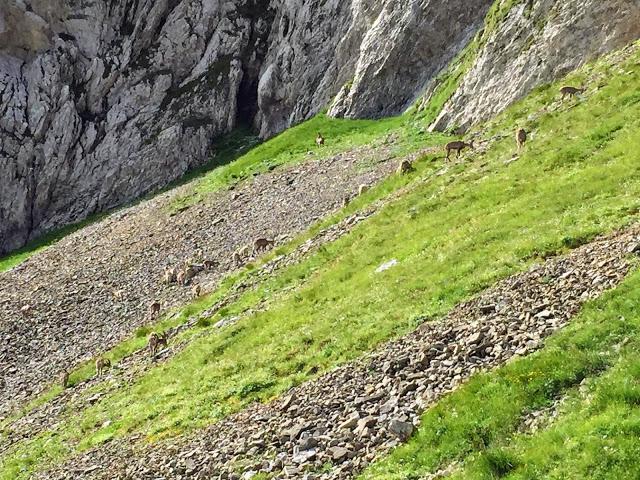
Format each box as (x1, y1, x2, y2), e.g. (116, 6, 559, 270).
(445, 140, 474, 161)
(516, 128, 527, 150)
(560, 85, 585, 101)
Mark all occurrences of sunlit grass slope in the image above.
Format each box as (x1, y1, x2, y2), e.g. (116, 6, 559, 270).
(360, 44, 640, 480)
(2, 39, 640, 480)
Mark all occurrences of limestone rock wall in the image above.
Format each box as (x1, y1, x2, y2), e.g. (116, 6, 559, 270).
(2, 0, 638, 254)
(429, 0, 640, 132)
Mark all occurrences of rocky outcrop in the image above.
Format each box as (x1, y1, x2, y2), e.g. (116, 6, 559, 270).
(327, 0, 492, 119)
(429, 0, 640, 132)
(0, 0, 492, 255)
(0, 0, 270, 254)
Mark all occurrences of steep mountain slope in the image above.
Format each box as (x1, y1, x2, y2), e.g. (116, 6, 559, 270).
(0, 116, 422, 418)
(1, 36, 640, 480)
(0, 0, 491, 254)
(5, 0, 638, 256)
(2, 2, 640, 479)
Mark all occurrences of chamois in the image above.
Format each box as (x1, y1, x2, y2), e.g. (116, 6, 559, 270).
(516, 128, 527, 150)
(95, 358, 111, 376)
(316, 132, 325, 147)
(148, 332, 169, 357)
(254, 237, 275, 254)
(233, 245, 250, 266)
(203, 260, 217, 271)
(445, 140, 473, 161)
(148, 301, 161, 319)
(61, 370, 70, 389)
(560, 85, 585, 101)
(182, 264, 198, 284)
(163, 267, 177, 285)
(397, 159, 414, 175)
(192, 284, 202, 299)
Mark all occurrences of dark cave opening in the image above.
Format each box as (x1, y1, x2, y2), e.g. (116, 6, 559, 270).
(236, 73, 260, 127)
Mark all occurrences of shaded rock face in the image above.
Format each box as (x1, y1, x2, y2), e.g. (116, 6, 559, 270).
(0, 0, 493, 255)
(0, 0, 272, 254)
(429, 0, 640, 132)
(328, 0, 493, 119)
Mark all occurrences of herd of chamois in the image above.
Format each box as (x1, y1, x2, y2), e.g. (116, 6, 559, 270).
(82, 84, 585, 387)
(443, 84, 584, 160)
(87, 236, 279, 384)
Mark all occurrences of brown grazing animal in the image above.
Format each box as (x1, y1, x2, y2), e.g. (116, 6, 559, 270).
(342, 196, 350, 208)
(176, 270, 186, 286)
(560, 85, 585, 101)
(148, 332, 169, 357)
(182, 265, 198, 284)
(397, 159, 414, 175)
(254, 237, 275, 254)
(516, 128, 527, 150)
(148, 301, 161, 318)
(445, 140, 473, 161)
(203, 260, 217, 271)
(20, 305, 32, 317)
(163, 267, 177, 285)
(192, 284, 202, 299)
(95, 358, 111, 376)
(233, 245, 250, 266)
(316, 132, 325, 147)
(61, 370, 70, 389)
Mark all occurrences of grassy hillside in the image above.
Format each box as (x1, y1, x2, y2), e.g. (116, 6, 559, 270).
(361, 268, 640, 480)
(360, 43, 640, 480)
(2, 39, 640, 479)
(0, 114, 427, 273)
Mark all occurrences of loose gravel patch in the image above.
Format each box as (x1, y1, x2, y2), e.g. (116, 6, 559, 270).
(0, 145, 404, 418)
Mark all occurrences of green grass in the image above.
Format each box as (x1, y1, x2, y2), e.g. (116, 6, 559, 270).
(2, 40, 640, 479)
(168, 113, 426, 213)
(360, 267, 640, 480)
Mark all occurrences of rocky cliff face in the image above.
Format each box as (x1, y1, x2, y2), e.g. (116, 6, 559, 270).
(0, 0, 493, 254)
(429, 0, 640, 132)
(327, 0, 488, 119)
(2, 0, 639, 254)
